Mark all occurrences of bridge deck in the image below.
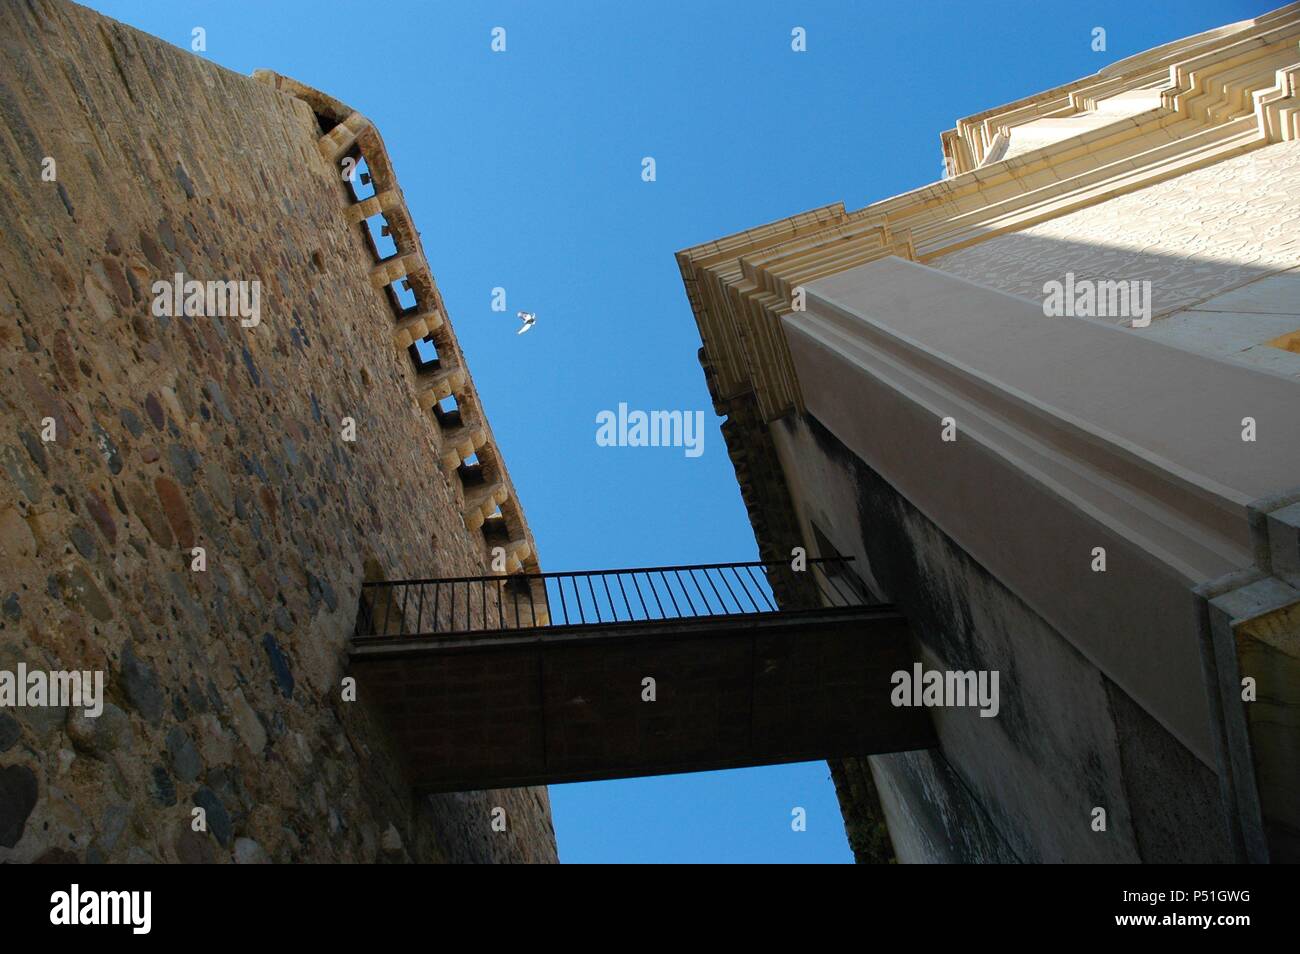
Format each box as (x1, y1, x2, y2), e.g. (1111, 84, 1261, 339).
(350, 561, 934, 791)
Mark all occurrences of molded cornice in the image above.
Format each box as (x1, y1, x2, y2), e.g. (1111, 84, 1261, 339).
(677, 2, 1300, 426)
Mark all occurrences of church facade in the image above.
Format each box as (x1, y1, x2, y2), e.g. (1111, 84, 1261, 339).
(677, 4, 1300, 862)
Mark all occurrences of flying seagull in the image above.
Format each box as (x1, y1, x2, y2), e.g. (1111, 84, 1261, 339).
(516, 310, 536, 335)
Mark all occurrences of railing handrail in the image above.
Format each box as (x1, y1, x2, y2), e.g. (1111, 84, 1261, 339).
(353, 556, 875, 641)
(358, 556, 854, 589)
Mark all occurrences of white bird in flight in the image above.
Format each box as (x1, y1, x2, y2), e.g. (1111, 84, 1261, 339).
(516, 310, 536, 335)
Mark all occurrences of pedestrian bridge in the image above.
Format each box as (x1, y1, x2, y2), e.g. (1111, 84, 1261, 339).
(350, 558, 934, 792)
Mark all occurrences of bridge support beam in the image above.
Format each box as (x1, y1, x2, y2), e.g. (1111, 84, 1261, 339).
(350, 606, 934, 792)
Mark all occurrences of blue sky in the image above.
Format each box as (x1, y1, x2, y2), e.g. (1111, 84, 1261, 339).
(83, 0, 1262, 863)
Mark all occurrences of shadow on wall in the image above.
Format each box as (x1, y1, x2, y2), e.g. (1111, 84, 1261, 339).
(928, 135, 1300, 333)
(927, 229, 1300, 378)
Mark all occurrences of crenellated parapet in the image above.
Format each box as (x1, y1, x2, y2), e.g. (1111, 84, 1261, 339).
(254, 69, 541, 578)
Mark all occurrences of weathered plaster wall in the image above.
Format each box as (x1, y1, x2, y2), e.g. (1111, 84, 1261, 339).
(930, 139, 1300, 375)
(769, 413, 1233, 863)
(930, 139, 1300, 319)
(0, 0, 556, 862)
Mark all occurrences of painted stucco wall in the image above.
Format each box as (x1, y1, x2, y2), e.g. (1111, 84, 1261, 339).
(770, 414, 1233, 863)
(930, 139, 1300, 376)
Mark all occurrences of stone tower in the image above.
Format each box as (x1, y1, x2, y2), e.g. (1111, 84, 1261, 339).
(0, 0, 556, 862)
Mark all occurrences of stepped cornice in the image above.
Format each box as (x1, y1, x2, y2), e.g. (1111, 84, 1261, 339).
(255, 70, 541, 576)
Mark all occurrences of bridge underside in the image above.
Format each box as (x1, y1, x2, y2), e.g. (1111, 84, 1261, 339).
(350, 606, 935, 792)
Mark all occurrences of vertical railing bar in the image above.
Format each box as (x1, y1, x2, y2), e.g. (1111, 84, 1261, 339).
(585, 573, 602, 623)
(614, 572, 633, 622)
(806, 567, 841, 608)
(672, 570, 699, 616)
(820, 562, 855, 606)
(600, 572, 617, 622)
(728, 566, 761, 613)
(645, 572, 663, 618)
(658, 571, 683, 618)
(842, 561, 875, 604)
(644, 572, 667, 619)
(767, 561, 791, 607)
(354, 562, 876, 636)
(807, 561, 835, 605)
(632, 573, 655, 619)
(714, 567, 742, 614)
(572, 575, 587, 625)
(687, 569, 715, 615)
(701, 568, 726, 615)
(744, 565, 778, 611)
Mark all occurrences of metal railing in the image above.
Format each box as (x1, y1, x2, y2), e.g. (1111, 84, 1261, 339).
(354, 557, 873, 640)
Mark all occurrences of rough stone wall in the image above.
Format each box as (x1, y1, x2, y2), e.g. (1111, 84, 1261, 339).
(769, 414, 1234, 864)
(0, 0, 557, 863)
